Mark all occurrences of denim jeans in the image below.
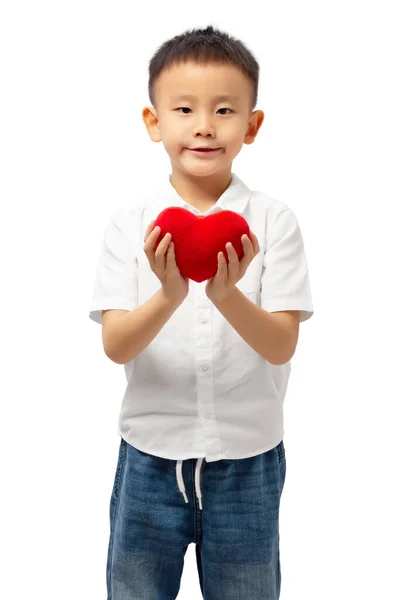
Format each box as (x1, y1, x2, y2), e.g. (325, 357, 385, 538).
(106, 436, 286, 599)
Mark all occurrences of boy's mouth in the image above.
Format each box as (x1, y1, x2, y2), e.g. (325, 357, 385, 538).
(188, 147, 222, 154)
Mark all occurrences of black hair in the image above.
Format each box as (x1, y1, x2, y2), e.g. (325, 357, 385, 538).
(148, 25, 260, 111)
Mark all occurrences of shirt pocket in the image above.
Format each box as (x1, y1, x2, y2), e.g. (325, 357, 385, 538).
(235, 261, 262, 304)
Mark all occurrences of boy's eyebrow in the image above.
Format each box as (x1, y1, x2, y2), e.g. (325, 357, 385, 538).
(172, 93, 240, 102)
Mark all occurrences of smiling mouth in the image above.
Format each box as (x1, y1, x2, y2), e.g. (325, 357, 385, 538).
(189, 148, 222, 153)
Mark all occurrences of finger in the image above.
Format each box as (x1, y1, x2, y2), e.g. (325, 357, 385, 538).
(144, 225, 160, 247)
(226, 242, 239, 264)
(155, 233, 171, 269)
(249, 231, 260, 254)
(143, 227, 163, 272)
(218, 250, 228, 274)
(243, 234, 256, 256)
(154, 231, 171, 254)
(237, 236, 253, 276)
(144, 220, 156, 242)
(165, 241, 175, 265)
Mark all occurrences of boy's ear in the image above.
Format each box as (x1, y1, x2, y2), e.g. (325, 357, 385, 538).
(244, 110, 265, 145)
(142, 106, 162, 142)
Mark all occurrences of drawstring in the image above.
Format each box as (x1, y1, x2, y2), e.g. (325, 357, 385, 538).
(176, 457, 204, 510)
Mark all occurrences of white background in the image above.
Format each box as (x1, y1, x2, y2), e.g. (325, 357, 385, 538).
(1, 1, 399, 598)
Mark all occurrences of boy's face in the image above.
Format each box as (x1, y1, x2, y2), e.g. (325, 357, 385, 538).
(142, 61, 264, 178)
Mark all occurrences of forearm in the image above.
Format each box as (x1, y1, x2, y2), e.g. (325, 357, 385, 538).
(212, 287, 294, 365)
(109, 288, 184, 364)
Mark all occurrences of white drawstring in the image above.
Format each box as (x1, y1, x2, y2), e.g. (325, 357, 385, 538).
(176, 457, 204, 510)
(195, 457, 204, 510)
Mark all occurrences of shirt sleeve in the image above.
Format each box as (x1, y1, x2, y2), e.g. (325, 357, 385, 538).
(261, 206, 314, 323)
(88, 208, 138, 324)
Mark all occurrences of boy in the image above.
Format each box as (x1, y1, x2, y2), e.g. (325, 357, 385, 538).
(89, 25, 314, 600)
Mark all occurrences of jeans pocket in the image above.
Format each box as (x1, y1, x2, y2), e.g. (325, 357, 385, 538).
(111, 436, 127, 501)
(277, 440, 285, 463)
(277, 441, 286, 493)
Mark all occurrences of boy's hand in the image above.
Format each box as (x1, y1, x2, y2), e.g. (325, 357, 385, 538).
(144, 220, 189, 303)
(205, 232, 260, 303)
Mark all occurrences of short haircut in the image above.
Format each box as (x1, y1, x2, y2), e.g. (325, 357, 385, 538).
(148, 25, 260, 111)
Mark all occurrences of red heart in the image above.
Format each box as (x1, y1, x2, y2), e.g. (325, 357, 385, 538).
(152, 207, 251, 283)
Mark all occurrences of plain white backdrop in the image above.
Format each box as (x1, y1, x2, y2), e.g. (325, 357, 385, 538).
(1, 1, 399, 598)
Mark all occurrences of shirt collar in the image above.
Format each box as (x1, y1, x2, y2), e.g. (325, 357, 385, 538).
(153, 171, 251, 216)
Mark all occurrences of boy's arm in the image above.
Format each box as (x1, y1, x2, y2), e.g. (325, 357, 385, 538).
(212, 286, 300, 365)
(103, 287, 184, 364)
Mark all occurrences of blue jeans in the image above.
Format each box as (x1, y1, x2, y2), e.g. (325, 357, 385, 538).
(107, 436, 286, 599)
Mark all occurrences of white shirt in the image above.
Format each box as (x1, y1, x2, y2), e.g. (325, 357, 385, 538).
(89, 172, 314, 464)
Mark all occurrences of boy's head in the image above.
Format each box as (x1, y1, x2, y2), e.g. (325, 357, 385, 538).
(142, 26, 264, 182)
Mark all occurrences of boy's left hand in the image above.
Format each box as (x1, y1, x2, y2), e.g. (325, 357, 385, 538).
(205, 231, 260, 303)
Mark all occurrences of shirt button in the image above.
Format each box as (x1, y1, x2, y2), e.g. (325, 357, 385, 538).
(201, 363, 208, 371)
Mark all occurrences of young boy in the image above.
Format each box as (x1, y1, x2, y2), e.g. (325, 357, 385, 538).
(89, 25, 314, 600)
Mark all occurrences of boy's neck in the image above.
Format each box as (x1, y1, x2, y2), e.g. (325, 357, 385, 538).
(169, 168, 233, 213)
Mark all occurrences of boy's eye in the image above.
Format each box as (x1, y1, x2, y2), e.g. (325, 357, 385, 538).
(176, 107, 233, 115)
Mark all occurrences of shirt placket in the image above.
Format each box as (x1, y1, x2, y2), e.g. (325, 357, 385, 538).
(193, 280, 221, 459)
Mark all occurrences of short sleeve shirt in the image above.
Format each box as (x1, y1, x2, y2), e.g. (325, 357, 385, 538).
(89, 172, 314, 462)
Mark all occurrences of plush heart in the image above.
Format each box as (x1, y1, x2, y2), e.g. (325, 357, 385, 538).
(152, 207, 251, 283)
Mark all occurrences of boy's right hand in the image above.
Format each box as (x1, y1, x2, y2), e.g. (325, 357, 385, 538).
(143, 220, 189, 303)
